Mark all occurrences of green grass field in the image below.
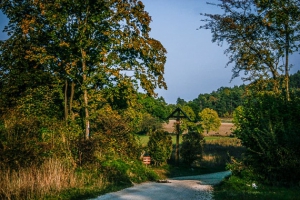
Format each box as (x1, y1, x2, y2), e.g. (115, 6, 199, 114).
(137, 134, 239, 146)
(136, 134, 183, 147)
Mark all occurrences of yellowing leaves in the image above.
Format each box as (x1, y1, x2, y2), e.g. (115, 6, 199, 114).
(20, 17, 36, 35)
(59, 41, 70, 47)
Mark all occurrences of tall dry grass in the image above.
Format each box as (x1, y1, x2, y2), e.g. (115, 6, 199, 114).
(199, 137, 245, 169)
(0, 158, 106, 200)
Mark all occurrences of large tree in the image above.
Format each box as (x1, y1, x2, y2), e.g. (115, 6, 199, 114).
(200, 0, 300, 99)
(0, 0, 167, 139)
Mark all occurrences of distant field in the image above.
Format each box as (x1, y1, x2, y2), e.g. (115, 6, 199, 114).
(162, 120, 235, 136)
(206, 123, 234, 136)
(137, 122, 236, 147)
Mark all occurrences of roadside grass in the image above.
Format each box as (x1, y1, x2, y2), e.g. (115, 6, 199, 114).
(7, 131, 297, 199)
(213, 175, 300, 200)
(0, 159, 108, 200)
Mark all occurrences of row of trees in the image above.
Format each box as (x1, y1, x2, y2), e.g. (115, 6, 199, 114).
(175, 70, 300, 122)
(177, 85, 245, 119)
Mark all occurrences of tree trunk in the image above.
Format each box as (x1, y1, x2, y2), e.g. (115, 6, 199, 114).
(175, 120, 180, 165)
(70, 81, 75, 120)
(64, 80, 68, 120)
(81, 49, 90, 140)
(285, 24, 290, 101)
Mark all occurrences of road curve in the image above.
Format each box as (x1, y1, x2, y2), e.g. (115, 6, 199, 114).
(91, 171, 231, 200)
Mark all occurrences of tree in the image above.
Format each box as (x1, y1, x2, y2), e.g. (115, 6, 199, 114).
(138, 94, 169, 121)
(176, 97, 186, 106)
(290, 70, 300, 89)
(198, 108, 221, 134)
(147, 130, 172, 166)
(138, 113, 162, 135)
(1, 0, 167, 139)
(233, 93, 300, 184)
(181, 105, 196, 121)
(180, 105, 197, 131)
(255, 0, 300, 100)
(180, 132, 204, 165)
(200, 0, 300, 100)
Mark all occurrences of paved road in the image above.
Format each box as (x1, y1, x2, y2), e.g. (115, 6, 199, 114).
(91, 171, 231, 200)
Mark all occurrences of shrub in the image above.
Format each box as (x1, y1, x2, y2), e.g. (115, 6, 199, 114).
(137, 113, 162, 135)
(0, 114, 54, 169)
(101, 159, 158, 185)
(147, 130, 172, 166)
(180, 132, 204, 165)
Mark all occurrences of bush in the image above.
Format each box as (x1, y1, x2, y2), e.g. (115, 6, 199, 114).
(233, 92, 300, 185)
(147, 130, 172, 166)
(0, 114, 54, 169)
(180, 132, 204, 165)
(102, 159, 158, 185)
(137, 113, 162, 135)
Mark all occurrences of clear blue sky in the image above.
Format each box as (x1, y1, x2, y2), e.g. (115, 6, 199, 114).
(1, 1, 299, 104)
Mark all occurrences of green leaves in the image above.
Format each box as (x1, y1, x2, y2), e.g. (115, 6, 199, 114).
(147, 130, 172, 166)
(1, 0, 167, 138)
(181, 132, 204, 165)
(198, 108, 221, 134)
(233, 92, 300, 184)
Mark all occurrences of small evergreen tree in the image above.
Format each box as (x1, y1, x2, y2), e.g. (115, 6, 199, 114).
(147, 130, 172, 166)
(180, 132, 204, 166)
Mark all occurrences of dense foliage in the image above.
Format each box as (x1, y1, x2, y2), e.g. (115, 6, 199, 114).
(178, 70, 299, 119)
(177, 85, 245, 119)
(233, 92, 300, 184)
(0, 0, 167, 139)
(200, 0, 300, 187)
(199, 108, 221, 134)
(147, 130, 172, 166)
(180, 132, 204, 165)
(0, 1, 169, 198)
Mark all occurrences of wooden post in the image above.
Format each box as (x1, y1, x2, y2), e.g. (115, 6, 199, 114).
(175, 119, 180, 164)
(167, 107, 192, 165)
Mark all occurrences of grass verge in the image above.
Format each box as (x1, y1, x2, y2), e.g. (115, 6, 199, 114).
(214, 175, 300, 200)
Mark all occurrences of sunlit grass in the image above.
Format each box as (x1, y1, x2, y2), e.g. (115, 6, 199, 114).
(0, 159, 106, 200)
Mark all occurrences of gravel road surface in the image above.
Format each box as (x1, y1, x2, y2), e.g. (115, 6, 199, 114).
(91, 171, 231, 200)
